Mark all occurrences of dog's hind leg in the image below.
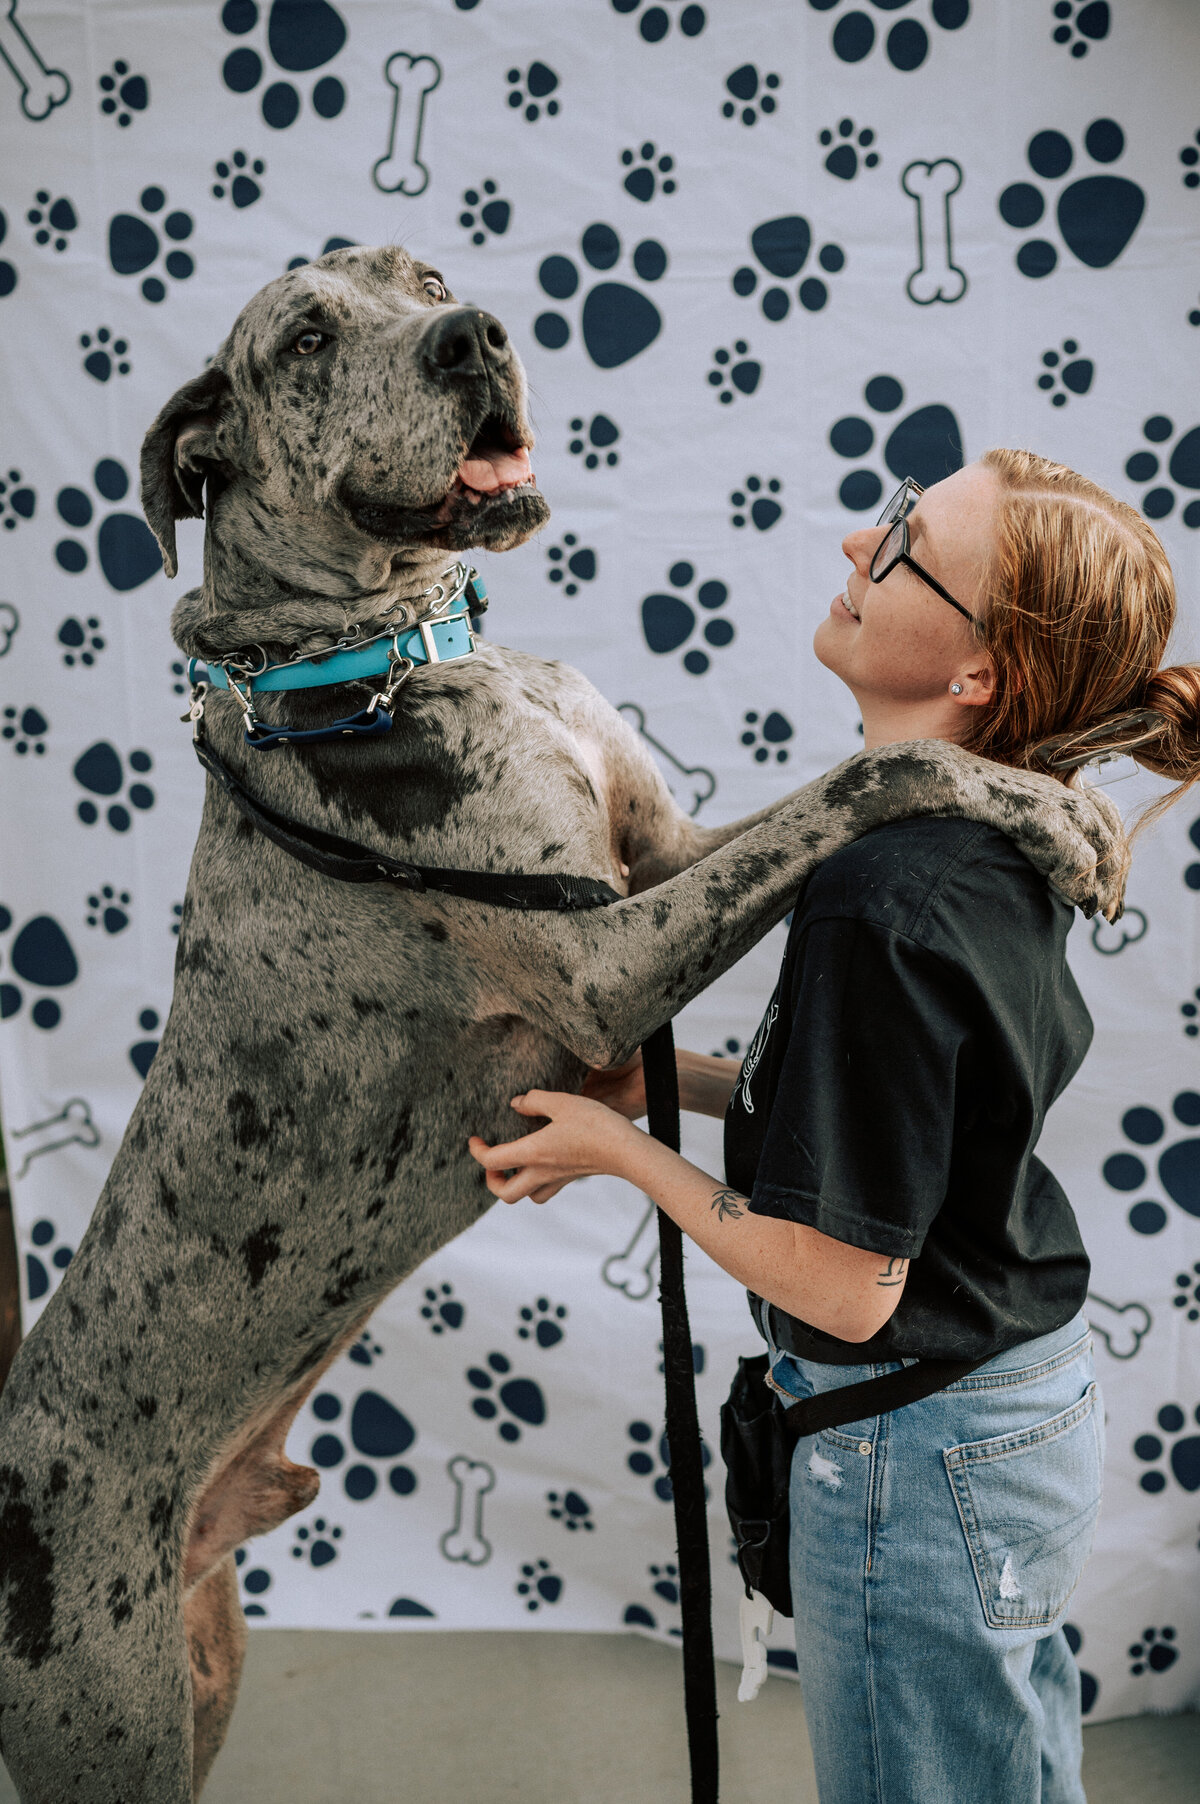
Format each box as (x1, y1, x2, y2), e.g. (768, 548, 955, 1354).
(186, 1554, 247, 1795)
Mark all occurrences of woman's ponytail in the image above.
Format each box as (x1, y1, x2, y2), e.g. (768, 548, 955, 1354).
(1138, 664, 1200, 787)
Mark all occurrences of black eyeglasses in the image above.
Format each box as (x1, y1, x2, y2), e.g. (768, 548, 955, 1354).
(870, 478, 979, 626)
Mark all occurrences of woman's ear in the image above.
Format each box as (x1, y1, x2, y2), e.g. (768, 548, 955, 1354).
(952, 656, 996, 708)
(139, 366, 234, 578)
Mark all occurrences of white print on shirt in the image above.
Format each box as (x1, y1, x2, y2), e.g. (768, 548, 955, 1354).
(737, 999, 779, 1116)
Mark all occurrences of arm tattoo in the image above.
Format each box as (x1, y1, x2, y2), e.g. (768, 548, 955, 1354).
(709, 1186, 747, 1222)
(876, 1256, 908, 1287)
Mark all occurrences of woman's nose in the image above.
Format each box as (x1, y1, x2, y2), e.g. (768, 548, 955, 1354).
(841, 525, 878, 570)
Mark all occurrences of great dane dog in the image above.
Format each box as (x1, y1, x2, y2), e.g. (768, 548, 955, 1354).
(0, 246, 1126, 1801)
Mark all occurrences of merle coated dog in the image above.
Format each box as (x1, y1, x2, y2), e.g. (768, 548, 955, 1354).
(0, 246, 1126, 1801)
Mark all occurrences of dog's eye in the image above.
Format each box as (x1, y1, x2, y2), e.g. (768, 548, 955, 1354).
(423, 275, 447, 302)
(292, 330, 328, 356)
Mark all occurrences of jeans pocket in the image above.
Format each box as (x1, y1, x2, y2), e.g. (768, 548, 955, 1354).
(944, 1382, 1103, 1630)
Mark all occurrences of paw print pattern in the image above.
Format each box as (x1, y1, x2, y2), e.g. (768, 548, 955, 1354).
(518, 1298, 567, 1348)
(221, 0, 347, 128)
(1063, 1622, 1100, 1714)
(129, 1008, 160, 1079)
(516, 1559, 562, 1611)
(80, 329, 131, 382)
(421, 1283, 464, 1334)
(0, 470, 35, 530)
(1129, 1626, 1178, 1675)
(741, 710, 793, 765)
(545, 536, 597, 597)
(285, 233, 356, 272)
(1181, 133, 1200, 190)
(641, 561, 733, 675)
(0, 906, 79, 1031)
(0, 211, 15, 298)
(25, 1217, 73, 1301)
(1133, 1404, 1200, 1493)
(1173, 1262, 1200, 1323)
(54, 460, 161, 591)
(813, 0, 970, 72)
(1037, 340, 1092, 407)
(2, 706, 47, 756)
(830, 376, 964, 511)
(547, 1488, 594, 1531)
(73, 741, 155, 833)
(467, 1353, 546, 1442)
(999, 120, 1144, 277)
(86, 887, 131, 934)
(1181, 987, 1200, 1037)
(623, 1562, 681, 1634)
(536, 225, 667, 368)
(626, 1419, 711, 1502)
(27, 190, 77, 253)
(722, 64, 779, 126)
(291, 1516, 343, 1567)
(347, 1329, 383, 1366)
(236, 1546, 271, 1614)
(1103, 1092, 1200, 1235)
(310, 1389, 418, 1499)
(1124, 417, 1200, 527)
(708, 341, 760, 403)
(611, 1, 706, 42)
(733, 216, 845, 320)
(58, 617, 105, 668)
(729, 476, 782, 530)
(711, 1036, 744, 1059)
(98, 60, 149, 125)
(212, 151, 265, 208)
(820, 118, 878, 180)
(621, 143, 676, 202)
(506, 61, 559, 121)
(0, 604, 17, 655)
(460, 181, 510, 244)
(108, 187, 195, 301)
(568, 414, 620, 468)
(1053, 2, 1110, 56)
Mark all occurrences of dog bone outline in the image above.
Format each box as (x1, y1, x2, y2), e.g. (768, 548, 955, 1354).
(1085, 1292, 1152, 1360)
(10, 1096, 100, 1180)
(440, 1454, 494, 1564)
(902, 159, 966, 306)
(617, 703, 716, 819)
(602, 1199, 659, 1300)
(373, 51, 441, 196)
(0, 0, 70, 120)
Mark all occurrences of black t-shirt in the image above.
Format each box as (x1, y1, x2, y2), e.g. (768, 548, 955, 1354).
(724, 816, 1094, 1366)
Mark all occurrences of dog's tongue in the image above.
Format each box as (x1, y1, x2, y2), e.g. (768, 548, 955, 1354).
(457, 443, 533, 494)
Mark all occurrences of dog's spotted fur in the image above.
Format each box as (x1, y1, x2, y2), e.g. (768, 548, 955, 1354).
(0, 247, 1127, 1800)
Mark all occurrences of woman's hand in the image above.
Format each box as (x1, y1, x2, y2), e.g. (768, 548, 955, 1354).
(468, 1090, 642, 1204)
(581, 1051, 646, 1119)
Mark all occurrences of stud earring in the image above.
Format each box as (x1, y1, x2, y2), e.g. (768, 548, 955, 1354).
(949, 682, 963, 695)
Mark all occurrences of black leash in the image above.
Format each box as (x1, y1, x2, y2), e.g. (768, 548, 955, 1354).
(192, 728, 722, 1801)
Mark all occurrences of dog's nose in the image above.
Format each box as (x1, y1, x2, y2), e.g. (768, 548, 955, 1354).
(423, 307, 511, 379)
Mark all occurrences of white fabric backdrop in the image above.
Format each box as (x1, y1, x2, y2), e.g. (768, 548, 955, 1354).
(1, 0, 1198, 1727)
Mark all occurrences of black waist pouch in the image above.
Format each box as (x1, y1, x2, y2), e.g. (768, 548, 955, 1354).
(720, 1349, 987, 1617)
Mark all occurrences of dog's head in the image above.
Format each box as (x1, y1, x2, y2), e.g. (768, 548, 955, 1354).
(140, 245, 550, 591)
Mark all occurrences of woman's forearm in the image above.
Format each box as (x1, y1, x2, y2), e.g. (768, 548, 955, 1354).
(677, 1050, 742, 1119)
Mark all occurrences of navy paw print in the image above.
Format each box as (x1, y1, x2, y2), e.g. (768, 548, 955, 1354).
(291, 1516, 342, 1567)
(611, 1, 705, 41)
(1129, 1626, 1178, 1676)
(733, 216, 845, 320)
(820, 118, 878, 179)
(626, 1419, 710, 1502)
(58, 616, 105, 668)
(830, 375, 964, 511)
(1180, 132, 1200, 190)
(466, 1352, 546, 1442)
(98, 60, 149, 125)
(1182, 987, 1200, 1038)
(73, 741, 155, 833)
(55, 460, 160, 592)
(1037, 339, 1092, 407)
(516, 1559, 562, 1611)
(545, 536, 597, 597)
(80, 328, 131, 383)
(421, 1282, 464, 1334)
(348, 1328, 383, 1366)
(568, 413, 620, 469)
(506, 61, 559, 121)
(0, 212, 16, 300)
(1053, 2, 1109, 57)
(285, 233, 356, 271)
(222, 0, 347, 128)
(623, 1562, 681, 1634)
(1103, 1091, 1200, 1236)
(212, 151, 265, 208)
(711, 1036, 743, 1059)
(536, 225, 666, 368)
(1133, 1404, 1200, 1493)
(0, 906, 79, 1031)
(518, 1297, 567, 1348)
(26, 190, 76, 253)
(621, 142, 676, 202)
(1124, 417, 1200, 527)
(741, 709, 793, 765)
(708, 340, 760, 403)
(813, 0, 970, 72)
(2, 706, 47, 756)
(722, 64, 779, 126)
(641, 561, 733, 675)
(310, 1389, 418, 1499)
(236, 1547, 272, 1615)
(460, 181, 510, 244)
(729, 476, 782, 531)
(108, 186, 195, 301)
(1173, 1262, 1200, 1324)
(0, 469, 35, 531)
(999, 120, 1144, 276)
(0, 604, 17, 655)
(86, 887, 131, 934)
(129, 1008, 160, 1079)
(1063, 1623, 1100, 1715)
(170, 902, 183, 936)
(547, 1488, 594, 1531)
(25, 1217, 73, 1302)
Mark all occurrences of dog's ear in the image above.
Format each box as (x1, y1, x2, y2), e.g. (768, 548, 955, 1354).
(140, 367, 233, 579)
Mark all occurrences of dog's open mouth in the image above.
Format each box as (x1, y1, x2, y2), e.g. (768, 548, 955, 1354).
(342, 412, 547, 550)
(443, 417, 536, 513)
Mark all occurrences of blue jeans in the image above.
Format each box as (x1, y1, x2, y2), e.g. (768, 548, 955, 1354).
(766, 1314, 1103, 1804)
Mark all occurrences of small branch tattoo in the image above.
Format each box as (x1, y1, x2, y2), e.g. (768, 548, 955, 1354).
(709, 1187, 747, 1222)
(876, 1257, 908, 1287)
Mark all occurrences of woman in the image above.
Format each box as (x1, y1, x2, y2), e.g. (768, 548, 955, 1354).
(469, 451, 1199, 1804)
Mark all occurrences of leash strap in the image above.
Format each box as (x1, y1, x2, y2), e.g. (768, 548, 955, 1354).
(776, 1354, 988, 1442)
